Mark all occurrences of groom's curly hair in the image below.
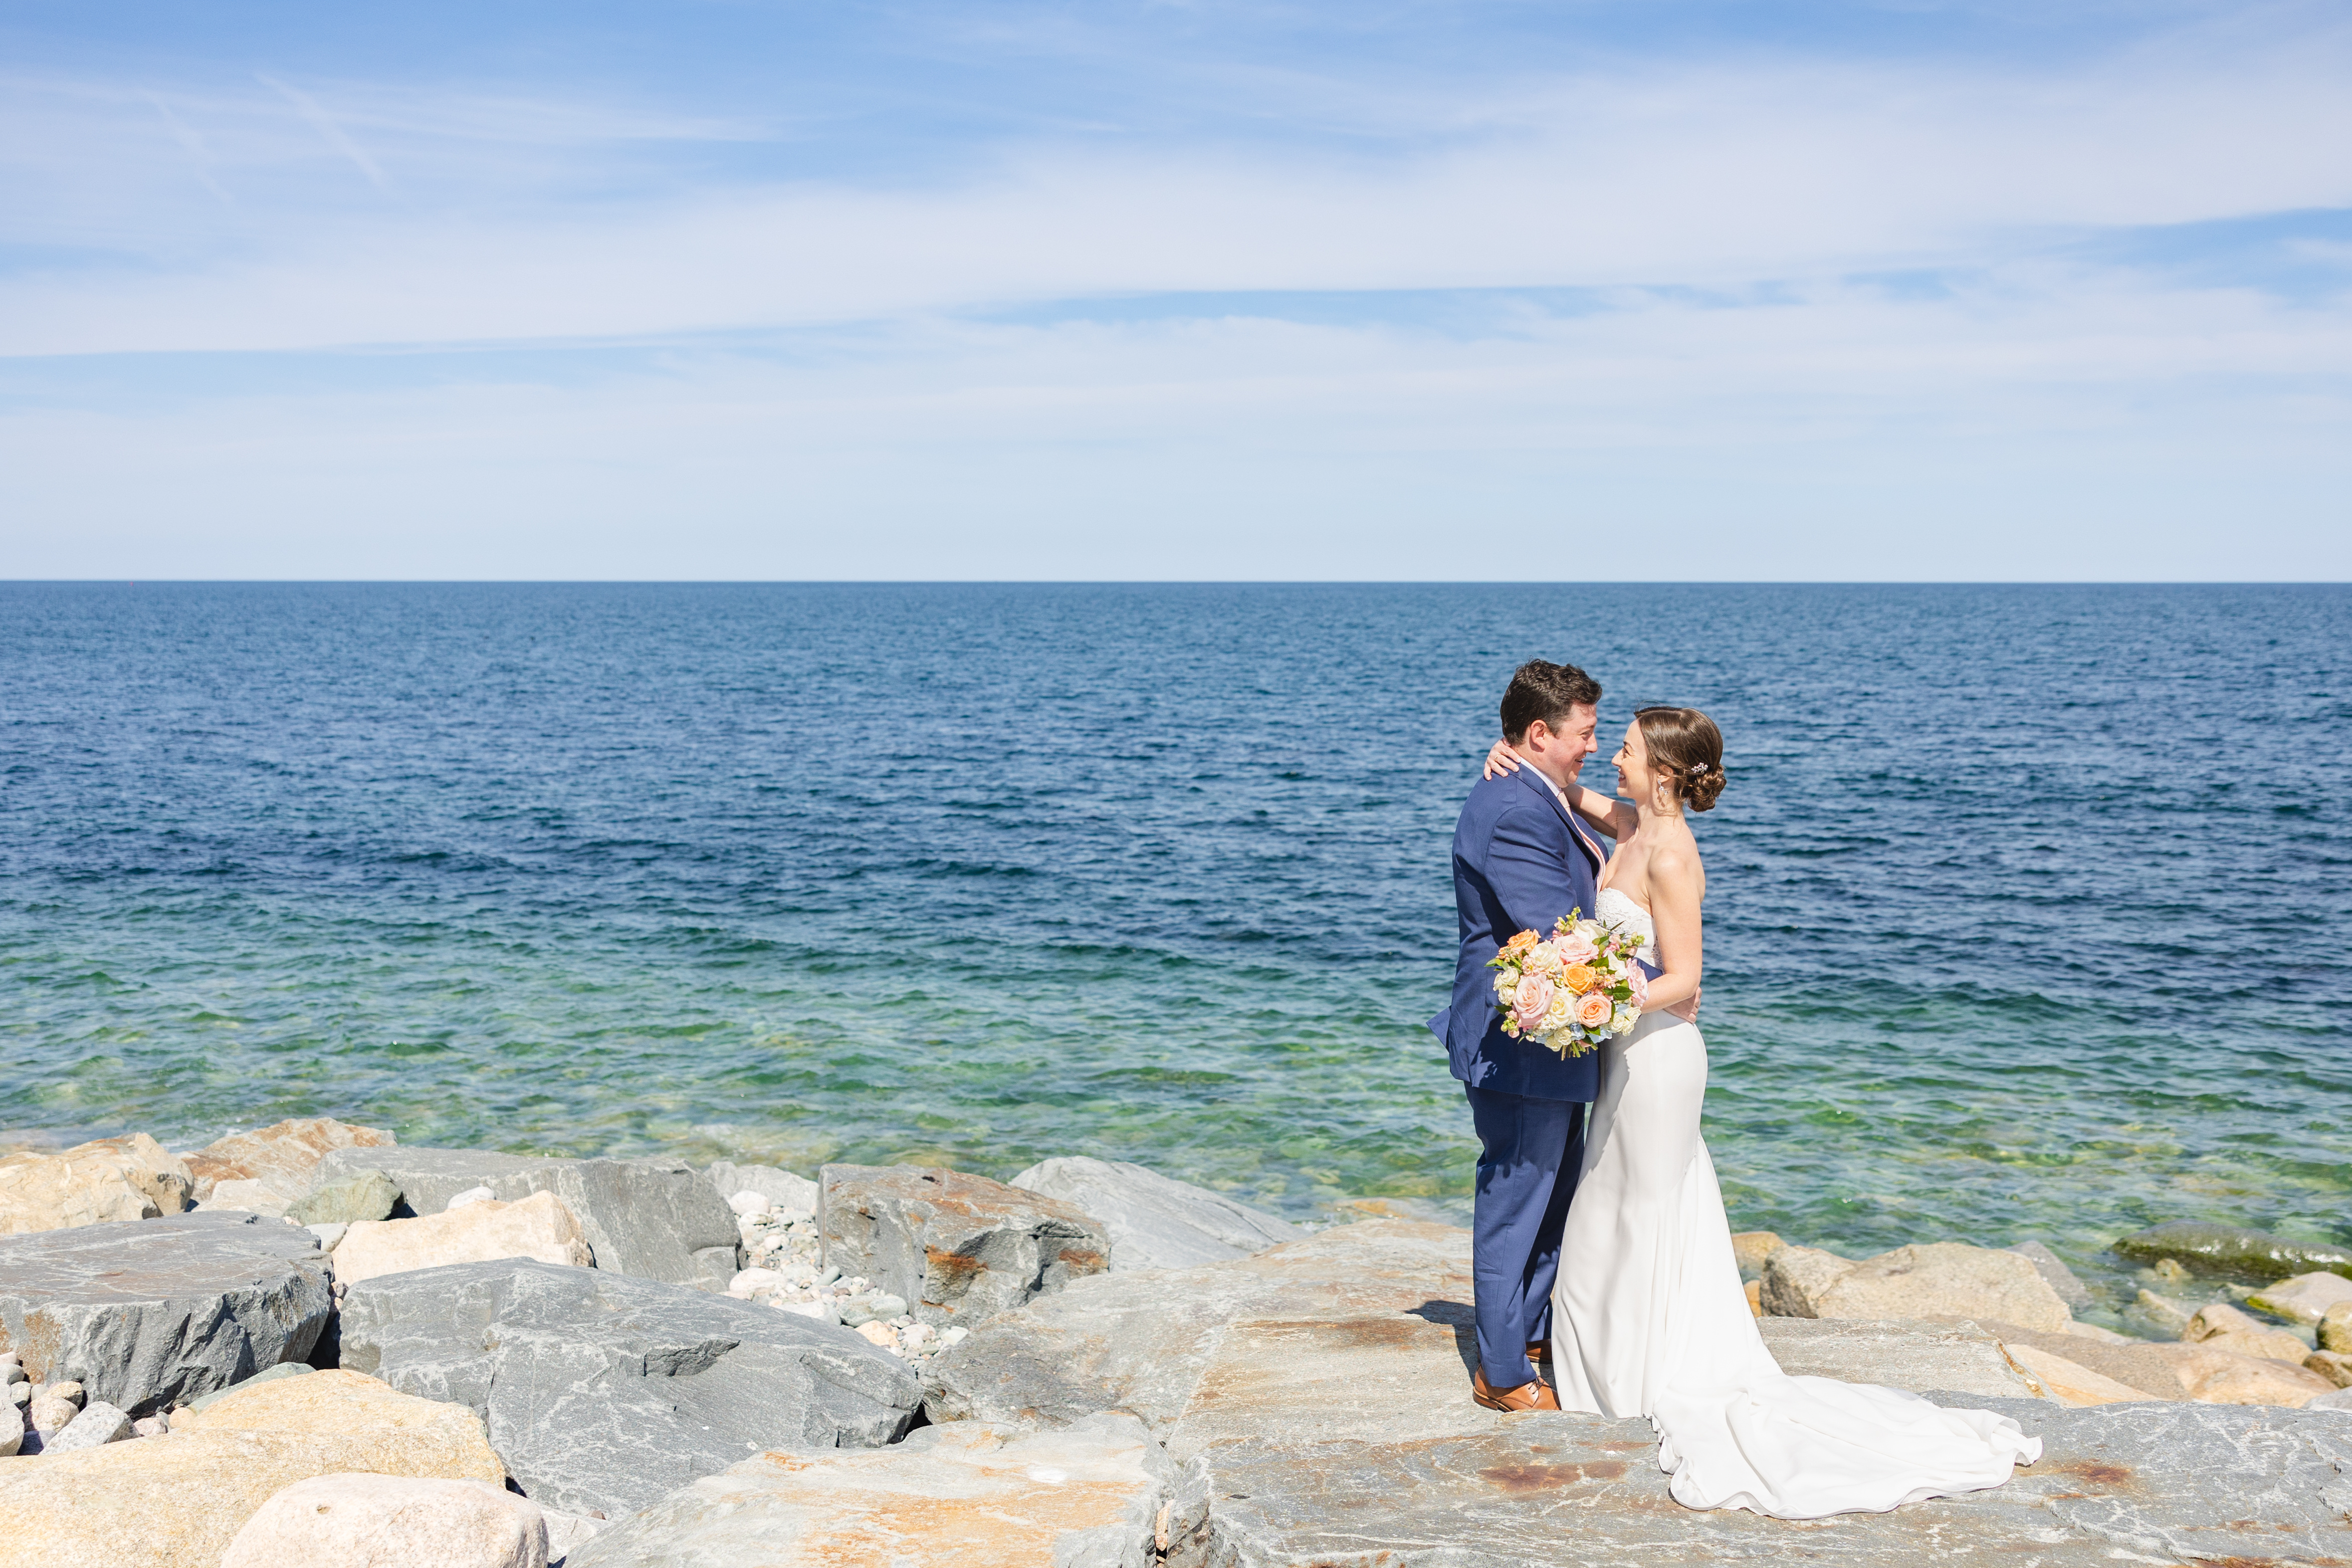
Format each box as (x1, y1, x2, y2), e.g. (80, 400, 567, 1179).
(1500, 661, 1602, 743)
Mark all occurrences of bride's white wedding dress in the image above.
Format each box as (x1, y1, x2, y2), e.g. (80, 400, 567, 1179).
(1547, 888, 2042, 1518)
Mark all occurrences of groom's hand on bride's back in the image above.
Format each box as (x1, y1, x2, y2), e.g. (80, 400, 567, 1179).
(1669, 987, 1700, 1024)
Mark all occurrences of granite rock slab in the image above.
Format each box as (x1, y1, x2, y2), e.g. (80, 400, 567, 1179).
(705, 1161, 819, 1217)
(566, 1412, 1187, 1568)
(1168, 1399, 2352, 1567)
(0, 1134, 194, 1234)
(2006, 1239, 2095, 1308)
(0, 1212, 332, 1415)
(1010, 1157, 1304, 1273)
(219, 1474, 550, 1568)
(285, 1167, 401, 1226)
(338, 1258, 923, 1518)
(1752, 1317, 2045, 1401)
(821, 1163, 1112, 1329)
(1771, 1241, 2074, 1332)
(926, 1220, 1482, 1437)
(0, 1368, 507, 1568)
(191, 1119, 398, 1219)
(318, 1147, 739, 1291)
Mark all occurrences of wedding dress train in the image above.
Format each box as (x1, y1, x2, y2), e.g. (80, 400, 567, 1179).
(1547, 888, 2041, 1518)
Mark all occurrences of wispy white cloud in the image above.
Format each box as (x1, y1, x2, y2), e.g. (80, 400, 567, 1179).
(4, 16, 2350, 355)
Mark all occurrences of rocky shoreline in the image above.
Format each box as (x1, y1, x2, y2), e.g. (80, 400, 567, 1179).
(3, 1119, 2351, 1567)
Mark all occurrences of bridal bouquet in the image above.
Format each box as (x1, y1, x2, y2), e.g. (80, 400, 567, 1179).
(1490, 911, 1650, 1057)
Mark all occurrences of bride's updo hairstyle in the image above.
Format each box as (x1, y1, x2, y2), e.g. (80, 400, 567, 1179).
(1635, 706, 1726, 812)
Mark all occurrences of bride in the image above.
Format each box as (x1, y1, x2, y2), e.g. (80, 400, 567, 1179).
(1484, 706, 2040, 1518)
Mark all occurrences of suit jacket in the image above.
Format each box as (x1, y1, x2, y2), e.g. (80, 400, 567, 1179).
(1433, 765, 1610, 1102)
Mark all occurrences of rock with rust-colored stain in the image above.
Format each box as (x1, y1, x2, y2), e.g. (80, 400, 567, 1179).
(0, 1212, 332, 1415)
(1175, 1398, 2352, 1566)
(925, 1218, 1479, 1438)
(186, 1118, 397, 1215)
(818, 1164, 1111, 1330)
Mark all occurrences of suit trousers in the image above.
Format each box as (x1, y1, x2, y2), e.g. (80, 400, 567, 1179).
(1464, 1083, 1587, 1390)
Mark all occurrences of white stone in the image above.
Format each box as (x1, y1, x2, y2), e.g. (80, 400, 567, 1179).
(726, 1268, 785, 1298)
(45, 1399, 135, 1450)
(776, 1300, 835, 1323)
(307, 1221, 350, 1250)
(727, 1190, 771, 1218)
(221, 1473, 550, 1568)
(445, 1185, 498, 1211)
(0, 1394, 20, 1456)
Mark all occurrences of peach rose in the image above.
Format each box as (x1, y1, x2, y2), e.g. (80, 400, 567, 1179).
(1560, 963, 1599, 996)
(1574, 991, 1614, 1029)
(1513, 973, 1554, 1030)
(1502, 929, 1540, 958)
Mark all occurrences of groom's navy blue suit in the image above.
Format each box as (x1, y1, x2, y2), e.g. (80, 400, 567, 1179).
(1433, 762, 1611, 1391)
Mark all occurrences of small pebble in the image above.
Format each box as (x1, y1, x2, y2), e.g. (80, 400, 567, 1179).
(132, 1415, 171, 1439)
(855, 1321, 899, 1348)
(2152, 1257, 2190, 1283)
(939, 1326, 970, 1347)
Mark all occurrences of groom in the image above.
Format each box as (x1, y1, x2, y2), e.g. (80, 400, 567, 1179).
(1434, 660, 1611, 1412)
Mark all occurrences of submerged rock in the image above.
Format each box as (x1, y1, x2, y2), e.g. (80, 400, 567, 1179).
(1009, 1156, 1303, 1272)
(565, 1412, 1185, 1568)
(317, 1148, 739, 1292)
(0, 1133, 194, 1234)
(0, 1211, 332, 1416)
(339, 1257, 922, 1518)
(2112, 1220, 2352, 1282)
(220, 1474, 550, 1568)
(820, 1163, 1111, 1330)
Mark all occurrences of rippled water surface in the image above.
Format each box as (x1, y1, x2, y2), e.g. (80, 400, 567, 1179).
(3, 583, 2346, 1309)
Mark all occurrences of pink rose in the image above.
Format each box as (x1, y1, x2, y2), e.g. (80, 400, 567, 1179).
(1625, 965, 1650, 1007)
(1513, 973, 1554, 1030)
(1573, 991, 1613, 1029)
(1553, 931, 1598, 965)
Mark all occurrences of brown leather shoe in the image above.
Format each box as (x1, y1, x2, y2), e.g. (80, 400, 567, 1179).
(1525, 1341, 1551, 1365)
(1472, 1367, 1561, 1412)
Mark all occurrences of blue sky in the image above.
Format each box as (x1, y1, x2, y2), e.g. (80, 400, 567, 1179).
(3, 0, 2348, 579)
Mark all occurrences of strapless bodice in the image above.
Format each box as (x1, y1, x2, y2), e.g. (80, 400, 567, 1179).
(1594, 886, 1654, 951)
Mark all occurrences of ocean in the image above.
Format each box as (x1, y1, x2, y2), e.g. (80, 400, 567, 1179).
(3, 582, 2345, 1319)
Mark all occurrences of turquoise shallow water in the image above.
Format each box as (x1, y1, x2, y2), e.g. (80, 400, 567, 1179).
(3, 583, 2346, 1316)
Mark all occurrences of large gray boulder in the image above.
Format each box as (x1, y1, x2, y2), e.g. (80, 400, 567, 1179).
(339, 1258, 923, 1519)
(317, 1147, 739, 1291)
(704, 1161, 818, 1217)
(1172, 1399, 2352, 1566)
(565, 1412, 1188, 1568)
(1009, 1157, 1304, 1272)
(820, 1164, 1111, 1330)
(0, 1211, 332, 1416)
